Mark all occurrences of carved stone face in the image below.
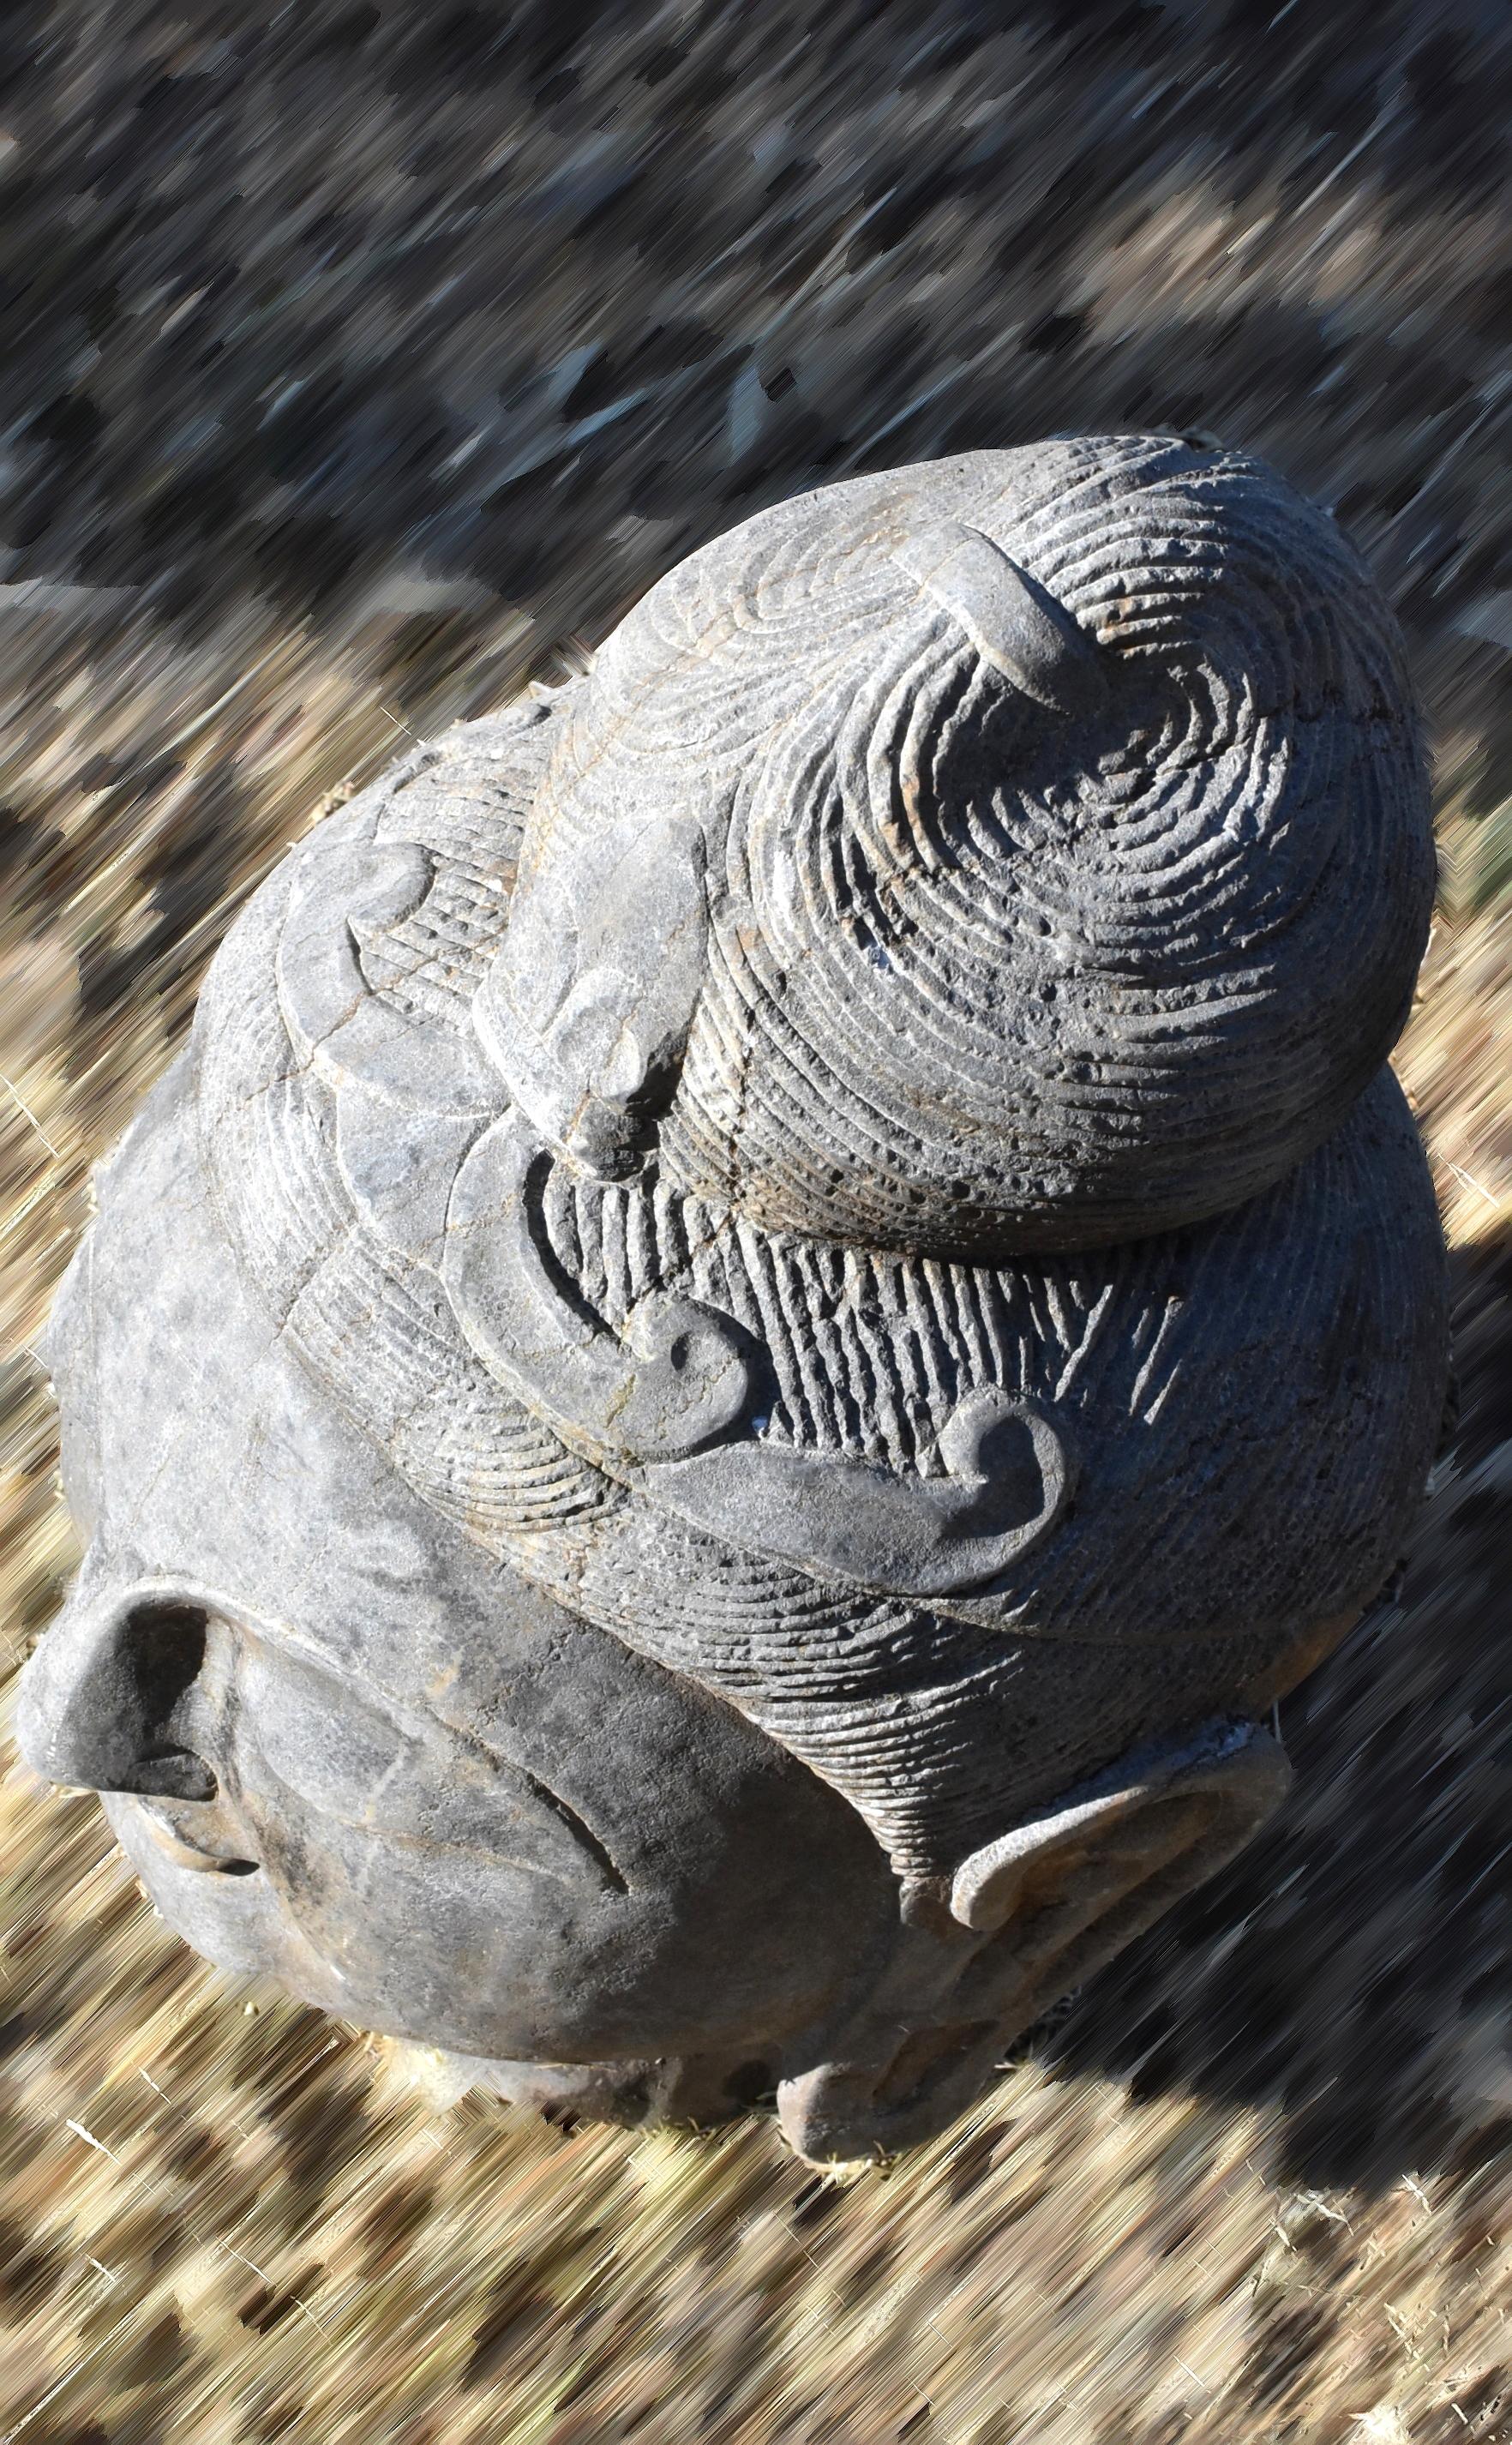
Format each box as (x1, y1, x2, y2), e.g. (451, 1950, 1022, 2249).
(17, 442, 1450, 2160)
(18, 1071, 900, 2106)
(15, 1062, 1309, 2156)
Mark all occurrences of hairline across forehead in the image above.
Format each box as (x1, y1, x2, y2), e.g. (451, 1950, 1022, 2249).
(66, 1046, 1415, 1878)
(51, 1059, 637, 1710)
(51, 1062, 913, 1876)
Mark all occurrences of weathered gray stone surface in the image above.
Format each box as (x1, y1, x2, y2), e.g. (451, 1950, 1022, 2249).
(20, 440, 1449, 2161)
(481, 438, 1435, 1251)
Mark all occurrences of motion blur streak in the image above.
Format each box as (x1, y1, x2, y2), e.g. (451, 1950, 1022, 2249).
(3, 5, 1511, 2438)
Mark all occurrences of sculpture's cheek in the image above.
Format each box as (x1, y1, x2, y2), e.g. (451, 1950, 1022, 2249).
(174, 1623, 901, 2064)
(103, 1791, 602, 2051)
(100, 1794, 353, 2014)
(214, 1790, 830, 2063)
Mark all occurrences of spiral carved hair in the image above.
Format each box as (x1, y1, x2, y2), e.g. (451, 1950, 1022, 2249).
(477, 435, 1433, 1253)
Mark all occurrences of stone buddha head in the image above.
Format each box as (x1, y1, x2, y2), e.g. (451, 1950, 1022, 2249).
(19, 437, 1448, 2160)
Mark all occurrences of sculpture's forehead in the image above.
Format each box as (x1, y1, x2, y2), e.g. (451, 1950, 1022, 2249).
(46, 1068, 885, 1864)
(51, 1069, 526, 1699)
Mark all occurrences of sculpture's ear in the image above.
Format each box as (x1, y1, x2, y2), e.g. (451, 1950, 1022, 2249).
(951, 1717, 1293, 1949)
(777, 1721, 1291, 2166)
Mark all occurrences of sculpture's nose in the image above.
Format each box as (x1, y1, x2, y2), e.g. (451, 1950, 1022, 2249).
(17, 1588, 219, 1803)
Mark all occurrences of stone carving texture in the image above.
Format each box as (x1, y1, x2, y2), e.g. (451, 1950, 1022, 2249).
(21, 438, 1449, 2163)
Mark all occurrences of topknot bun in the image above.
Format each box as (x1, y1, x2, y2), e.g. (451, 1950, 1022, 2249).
(477, 436, 1433, 1253)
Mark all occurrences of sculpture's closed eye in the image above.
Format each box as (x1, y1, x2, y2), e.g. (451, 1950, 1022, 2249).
(236, 1637, 627, 1893)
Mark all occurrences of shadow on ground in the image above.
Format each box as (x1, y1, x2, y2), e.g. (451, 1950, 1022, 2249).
(1055, 1224, 1512, 2197)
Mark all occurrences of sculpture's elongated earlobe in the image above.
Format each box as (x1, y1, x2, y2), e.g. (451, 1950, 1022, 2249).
(777, 1720, 1291, 2165)
(892, 521, 1107, 713)
(951, 1716, 1293, 1933)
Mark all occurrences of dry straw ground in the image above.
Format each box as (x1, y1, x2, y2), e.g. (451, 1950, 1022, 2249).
(3, 6, 1512, 2440)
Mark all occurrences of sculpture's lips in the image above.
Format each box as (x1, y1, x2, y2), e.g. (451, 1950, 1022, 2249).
(135, 1802, 260, 1877)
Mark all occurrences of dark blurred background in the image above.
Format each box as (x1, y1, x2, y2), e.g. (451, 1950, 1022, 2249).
(7, 3, 1512, 746)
